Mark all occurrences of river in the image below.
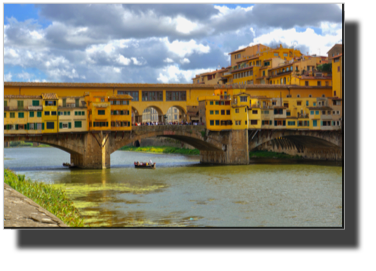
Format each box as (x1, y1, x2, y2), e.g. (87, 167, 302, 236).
(4, 147, 343, 227)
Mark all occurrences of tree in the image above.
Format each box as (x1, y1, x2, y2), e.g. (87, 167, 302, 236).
(317, 63, 332, 73)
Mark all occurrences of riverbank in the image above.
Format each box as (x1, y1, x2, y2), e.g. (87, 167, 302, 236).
(120, 145, 200, 155)
(6, 141, 50, 148)
(4, 169, 84, 227)
(249, 150, 303, 159)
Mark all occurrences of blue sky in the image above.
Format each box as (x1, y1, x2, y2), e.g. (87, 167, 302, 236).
(4, 3, 342, 83)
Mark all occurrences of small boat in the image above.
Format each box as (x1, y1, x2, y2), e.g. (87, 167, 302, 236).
(63, 162, 76, 168)
(134, 162, 156, 169)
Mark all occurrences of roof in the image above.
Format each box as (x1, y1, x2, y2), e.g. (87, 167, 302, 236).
(4, 82, 215, 89)
(229, 47, 247, 55)
(231, 66, 254, 73)
(332, 54, 342, 59)
(327, 97, 342, 100)
(236, 55, 260, 63)
(301, 76, 332, 80)
(42, 93, 59, 100)
(4, 95, 42, 99)
(108, 94, 133, 100)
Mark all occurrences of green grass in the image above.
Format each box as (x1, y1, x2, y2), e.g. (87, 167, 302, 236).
(8, 141, 50, 147)
(120, 145, 200, 155)
(4, 169, 85, 227)
(249, 150, 303, 159)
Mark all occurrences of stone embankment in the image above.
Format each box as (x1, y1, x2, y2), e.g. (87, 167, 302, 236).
(4, 183, 68, 228)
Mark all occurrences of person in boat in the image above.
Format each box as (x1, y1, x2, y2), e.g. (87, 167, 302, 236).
(149, 159, 153, 165)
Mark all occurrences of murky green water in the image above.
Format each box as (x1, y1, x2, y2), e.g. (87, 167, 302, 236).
(4, 147, 342, 227)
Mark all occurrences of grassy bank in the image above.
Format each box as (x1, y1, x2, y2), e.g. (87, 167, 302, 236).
(4, 169, 84, 227)
(120, 145, 200, 155)
(8, 141, 50, 147)
(249, 150, 303, 159)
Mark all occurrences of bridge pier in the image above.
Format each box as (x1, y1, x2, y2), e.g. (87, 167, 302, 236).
(200, 130, 249, 165)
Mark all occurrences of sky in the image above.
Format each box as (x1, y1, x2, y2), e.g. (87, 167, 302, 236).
(3, 3, 342, 84)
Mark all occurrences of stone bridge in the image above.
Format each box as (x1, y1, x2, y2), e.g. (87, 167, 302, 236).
(4, 127, 343, 168)
(249, 129, 342, 160)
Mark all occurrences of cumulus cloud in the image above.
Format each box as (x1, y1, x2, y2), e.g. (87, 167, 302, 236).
(4, 4, 342, 83)
(4, 72, 12, 81)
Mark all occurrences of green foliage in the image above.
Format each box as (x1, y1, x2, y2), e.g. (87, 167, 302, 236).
(249, 150, 302, 159)
(4, 169, 85, 227)
(316, 63, 332, 73)
(201, 130, 206, 138)
(120, 146, 200, 155)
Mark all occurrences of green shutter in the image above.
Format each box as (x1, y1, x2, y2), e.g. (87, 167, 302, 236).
(321, 121, 323, 126)
(68, 111, 70, 116)
(16, 124, 18, 130)
(68, 122, 71, 129)
(34, 123, 37, 130)
(75, 111, 78, 116)
(60, 122, 62, 129)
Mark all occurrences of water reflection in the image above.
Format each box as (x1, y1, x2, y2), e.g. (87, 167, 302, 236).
(4, 147, 342, 227)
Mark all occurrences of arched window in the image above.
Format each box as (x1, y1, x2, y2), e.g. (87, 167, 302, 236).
(297, 94, 300, 98)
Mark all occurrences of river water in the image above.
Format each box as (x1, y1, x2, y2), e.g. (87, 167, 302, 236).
(4, 147, 342, 227)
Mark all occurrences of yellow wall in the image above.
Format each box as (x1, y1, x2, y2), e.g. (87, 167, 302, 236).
(332, 56, 342, 98)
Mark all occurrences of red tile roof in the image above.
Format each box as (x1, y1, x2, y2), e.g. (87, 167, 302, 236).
(332, 54, 342, 59)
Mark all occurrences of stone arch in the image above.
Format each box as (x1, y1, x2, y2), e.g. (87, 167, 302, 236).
(165, 105, 187, 123)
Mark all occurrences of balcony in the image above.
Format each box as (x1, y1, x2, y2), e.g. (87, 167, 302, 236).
(223, 72, 232, 77)
(28, 105, 43, 110)
(297, 113, 309, 118)
(220, 95, 231, 100)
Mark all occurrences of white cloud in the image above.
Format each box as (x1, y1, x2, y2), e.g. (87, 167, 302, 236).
(163, 38, 210, 57)
(163, 58, 174, 63)
(4, 72, 12, 81)
(157, 65, 211, 83)
(174, 16, 199, 34)
(249, 27, 342, 56)
(250, 27, 256, 37)
(117, 54, 131, 65)
(131, 57, 145, 66)
(17, 71, 32, 80)
(180, 58, 190, 64)
(113, 67, 122, 73)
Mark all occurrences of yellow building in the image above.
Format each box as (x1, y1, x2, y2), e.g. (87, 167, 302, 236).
(42, 93, 59, 134)
(85, 92, 111, 131)
(332, 54, 342, 98)
(108, 95, 133, 131)
(58, 96, 87, 132)
(4, 95, 43, 134)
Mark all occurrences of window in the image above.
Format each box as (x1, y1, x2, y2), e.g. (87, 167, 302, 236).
(215, 101, 219, 105)
(45, 100, 56, 106)
(32, 100, 39, 106)
(322, 111, 326, 115)
(45, 111, 50, 116)
(315, 111, 319, 115)
(215, 110, 219, 115)
(98, 110, 105, 115)
(51, 111, 57, 116)
(327, 111, 331, 115)
(252, 110, 257, 114)
(4, 112, 6, 118)
(226, 110, 230, 115)
(274, 53, 278, 56)
(17, 100, 24, 109)
(235, 109, 239, 113)
(322, 94, 326, 97)
(309, 94, 312, 97)
(305, 81, 309, 86)
(18, 112, 24, 118)
(251, 120, 257, 125)
(334, 91, 337, 96)
(28, 111, 34, 118)
(274, 109, 283, 115)
(288, 121, 295, 126)
(37, 112, 42, 117)
(286, 111, 291, 116)
(4, 101, 7, 107)
(313, 120, 317, 127)
(221, 110, 225, 115)
(337, 111, 340, 114)
(313, 102, 316, 106)
(283, 53, 288, 57)
(101, 98, 105, 102)
(337, 121, 340, 126)
(272, 101, 276, 105)
(75, 99, 80, 107)
(142, 91, 163, 101)
(10, 112, 15, 118)
(317, 81, 321, 86)
(166, 91, 186, 101)
(332, 121, 336, 126)
(297, 94, 300, 98)
(215, 120, 219, 126)
(210, 101, 213, 105)
(338, 66, 340, 72)
(210, 110, 213, 115)
(310, 111, 314, 115)
(306, 101, 309, 106)
(46, 122, 54, 129)
(82, 111, 85, 115)
(74, 121, 82, 128)
(237, 54, 240, 59)
(297, 101, 302, 106)
(240, 96, 247, 102)
(325, 81, 329, 86)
